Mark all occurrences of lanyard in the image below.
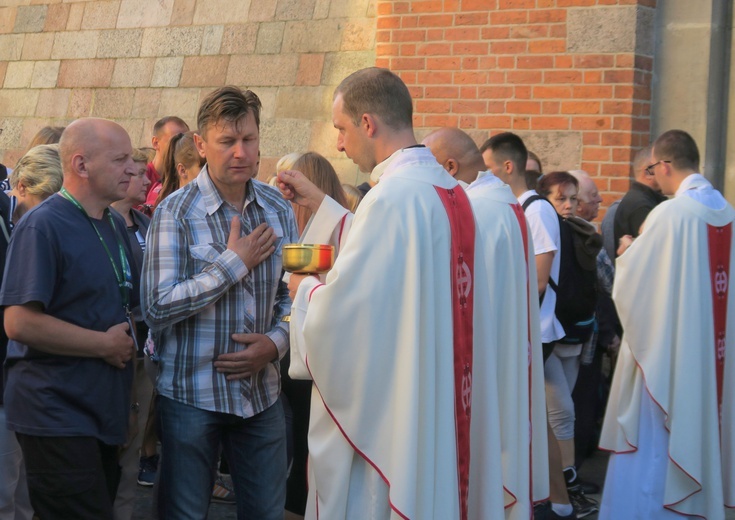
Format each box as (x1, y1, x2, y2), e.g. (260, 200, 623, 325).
(59, 188, 133, 309)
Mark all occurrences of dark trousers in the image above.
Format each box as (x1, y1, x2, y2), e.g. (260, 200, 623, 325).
(572, 343, 605, 469)
(16, 434, 121, 520)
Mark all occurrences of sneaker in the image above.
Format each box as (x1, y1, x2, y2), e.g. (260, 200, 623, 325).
(564, 466, 601, 495)
(211, 476, 236, 505)
(137, 454, 159, 487)
(567, 488, 599, 518)
(533, 501, 578, 519)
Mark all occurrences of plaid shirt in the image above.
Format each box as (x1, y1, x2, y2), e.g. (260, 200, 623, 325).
(142, 168, 297, 417)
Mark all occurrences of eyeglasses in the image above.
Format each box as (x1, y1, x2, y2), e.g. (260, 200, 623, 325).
(645, 160, 670, 176)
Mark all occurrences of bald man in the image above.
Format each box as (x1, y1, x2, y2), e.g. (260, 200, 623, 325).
(423, 128, 550, 520)
(613, 146, 667, 256)
(0, 118, 139, 519)
(422, 128, 482, 188)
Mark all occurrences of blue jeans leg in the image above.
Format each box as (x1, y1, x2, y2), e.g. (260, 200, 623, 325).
(157, 396, 220, 520)
(222, 400, 287, 520)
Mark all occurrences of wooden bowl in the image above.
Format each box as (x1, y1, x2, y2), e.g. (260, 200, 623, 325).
(282, 244, 335, 274)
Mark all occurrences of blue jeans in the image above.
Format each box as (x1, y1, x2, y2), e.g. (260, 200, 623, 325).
(157, 396, 286, 520)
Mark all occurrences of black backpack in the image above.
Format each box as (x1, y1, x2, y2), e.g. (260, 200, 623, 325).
(522, 195, 600, 344)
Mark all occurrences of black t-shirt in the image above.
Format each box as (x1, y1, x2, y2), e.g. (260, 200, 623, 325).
(0, 195, 137, 444)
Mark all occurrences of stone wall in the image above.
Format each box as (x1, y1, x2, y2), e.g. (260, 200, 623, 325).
(0, 0, 376, 184)
(0, 0, 657, 205)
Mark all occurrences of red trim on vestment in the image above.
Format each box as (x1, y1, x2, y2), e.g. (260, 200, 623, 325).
(510, 203, 534, 515)
(307, 282, 324, 302)
(707, 223, 731, 433)
(337, 214, 347, 249)
(435, 186, 475, 520)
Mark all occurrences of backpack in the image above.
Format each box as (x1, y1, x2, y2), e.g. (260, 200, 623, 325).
(522, 195, 601, 344)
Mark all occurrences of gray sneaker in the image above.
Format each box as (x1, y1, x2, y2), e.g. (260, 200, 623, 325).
(568, 488, 598, 518)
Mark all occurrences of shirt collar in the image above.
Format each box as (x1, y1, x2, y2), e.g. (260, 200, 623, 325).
(196, 165, 271, 216)
(675, 173, 709, 198)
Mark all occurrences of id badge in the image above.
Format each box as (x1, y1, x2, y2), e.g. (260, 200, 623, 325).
(126, 311, 140, 353)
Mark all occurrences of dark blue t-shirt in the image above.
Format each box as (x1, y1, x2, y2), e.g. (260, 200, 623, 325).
(0, 194, 137, 445)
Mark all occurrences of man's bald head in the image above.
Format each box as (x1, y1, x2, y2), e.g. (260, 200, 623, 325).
(631, 145, 661, 192)
(422, 127, 484, 185)
(60, 118, 128, 175)
(569, 169, 602, 221)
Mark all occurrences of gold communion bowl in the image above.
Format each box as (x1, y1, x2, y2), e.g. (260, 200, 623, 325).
(282, 244, 335, 274)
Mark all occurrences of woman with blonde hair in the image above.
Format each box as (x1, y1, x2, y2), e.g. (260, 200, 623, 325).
(290, 153, 348, 234)
(8, 144, 63, 224)
(341, 184, 363, 213)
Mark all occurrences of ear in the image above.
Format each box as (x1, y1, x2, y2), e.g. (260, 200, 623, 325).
(361, 113, 378, 138)
(193, 132, 206, 160)
(445, 158, 459, 176)
(16, 182, 27, 198)
(152, 135, 160, 151)
(176, 163, 187, 179)
(504, 159, 514, 176)
(71, 153, 89, 179)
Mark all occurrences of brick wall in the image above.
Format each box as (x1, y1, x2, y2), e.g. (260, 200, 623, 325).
(376, 0, 656, 209)
(0, 0, 656, 206)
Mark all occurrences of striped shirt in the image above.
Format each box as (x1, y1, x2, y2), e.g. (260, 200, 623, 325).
(142, 167, 298, 417)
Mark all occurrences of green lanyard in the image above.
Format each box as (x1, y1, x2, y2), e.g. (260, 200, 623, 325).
(59, 187, 133, 310)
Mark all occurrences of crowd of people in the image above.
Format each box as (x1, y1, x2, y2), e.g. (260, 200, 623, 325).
(0, 67, 733, 520)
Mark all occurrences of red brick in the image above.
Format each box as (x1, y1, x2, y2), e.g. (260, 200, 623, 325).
(393, 29, 427, 42)
(490, 11, 528, 24)
(528, 39, 566, 53)
(376, 30, 391, 43)
(454, 71, 487, 84)
(418, 14, 453, 26)
(462, 56, 481, 69)
(533, 86, 573, 98)
(514, 86, 532, 99)
(529, 9, 566, 23)
(452, 100, 487, 113)
(377, 16, 401, 29)
(417, 71, 452, 84)
(542, 101, 560, 114)
(408, 84, 423, 98)
(549, 25, 566, 38)
(426, 28, 444, 40)
(583, 132, 601, 145)
(530, 116, 569, 130)
(445, 27, 480, 40)
(456, 13, 488, 25)
(460, 86, 478, 99)
(583, 147, 611, 161)
(393, 2, 410, 13)
(635, 55, 654, 71)
(573, 85, 614, 99)
(426, 57, 461, 70)
(584, 71, 603, 83)
(582, 164, 601, 176)
(410, 1, 443, 12)
(507, 101, 541, 114)
(510, 24, 549, 39)
(462, 0, 497, 9)
(417, 43, 451, 55)
(555, 55, 573, 68)
(491, 41, 527, 54)
(459, 115, 477, 129)
(508, 70, 543, 83)
(452, 42, 489, 55)
(601, 163, 631, 177)
(377, 43, 400, 56)
(574, 55, 615, 68)
(481, 26, 510, 39)
(603, 100, 634, 115)
(561, 101, 601, 114)
(612, 147, 634, 163)
(400, 44, 417, 56)
(425, 86, 459, 98)
(487, 71, 506, 83)
(601, 132, 633, 146)
(499, 0, 535, 7)
(416, 99, 451, 113)
(517, 56, 554, 69)
(392, 57, 425, 69)
(615, 54, 635, 68)
(604, 70, 636, 83)
(478, 115, 512, 129)
(401, 15, 419, 27)
(557, 0, 595, 5)
(512, 116, 531, 130)
(425, 114, 459, 127)
(494, 56, 512, 69)
(442, 0, 461, 10)
(479, 86, 514, 99)
(487, 101, 506, 113)
(375, 57, 390, 68)
(377, 2, 393, 15)
(400, 71, 418, 84)
(631, 117, 650, 132)
(609, 177, 632, 193)
(545, 70, 583, 83)
(571, 116, 612, 130)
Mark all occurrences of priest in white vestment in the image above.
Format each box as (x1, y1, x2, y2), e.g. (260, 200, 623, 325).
(423, 128, 550, 520)
(283, 68, 506, 520)
(599, 130, 735, 520)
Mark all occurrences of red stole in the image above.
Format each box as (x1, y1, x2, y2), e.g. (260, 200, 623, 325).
(435, 186, 475, 520)
(707, 223, 732, 430)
